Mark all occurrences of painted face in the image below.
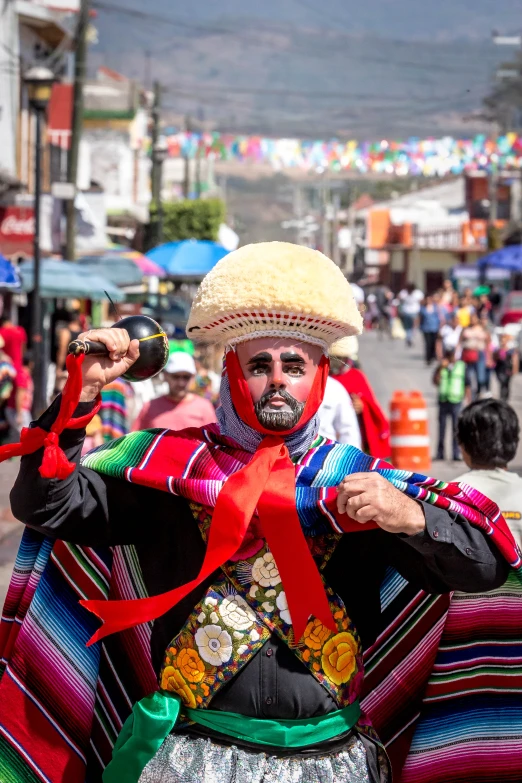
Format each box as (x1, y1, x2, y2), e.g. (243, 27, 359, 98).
(235, 337, 323, 431)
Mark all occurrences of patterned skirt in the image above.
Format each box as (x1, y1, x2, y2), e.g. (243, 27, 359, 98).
(138, 733, 372, 783)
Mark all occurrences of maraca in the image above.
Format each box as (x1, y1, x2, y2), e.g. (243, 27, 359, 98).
(68, 315, 169, 382)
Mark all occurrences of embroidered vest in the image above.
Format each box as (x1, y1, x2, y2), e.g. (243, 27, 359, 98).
(159, 503, 364, 710)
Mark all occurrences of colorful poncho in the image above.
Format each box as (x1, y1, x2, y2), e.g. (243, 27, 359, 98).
(0, 429, 521, 783)
(100, 379, 132, 442)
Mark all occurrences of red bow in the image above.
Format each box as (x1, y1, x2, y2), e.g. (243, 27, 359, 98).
(0, 353, 101, 479)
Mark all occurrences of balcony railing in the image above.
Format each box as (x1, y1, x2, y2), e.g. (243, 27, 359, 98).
(411, 222, 486, 250)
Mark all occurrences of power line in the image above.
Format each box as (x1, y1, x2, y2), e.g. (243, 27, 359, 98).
(92, 0, 490, 77)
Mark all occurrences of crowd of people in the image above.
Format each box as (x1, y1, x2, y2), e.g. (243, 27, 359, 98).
(396, 282, 517, 402)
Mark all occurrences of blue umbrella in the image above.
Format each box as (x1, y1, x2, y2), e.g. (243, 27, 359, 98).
(0, 254, 21, 290)
(476, 245, 522, 272)
(146, 240, 229, 279)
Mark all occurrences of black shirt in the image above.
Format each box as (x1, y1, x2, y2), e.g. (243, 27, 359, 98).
(10, 398, 509, 723)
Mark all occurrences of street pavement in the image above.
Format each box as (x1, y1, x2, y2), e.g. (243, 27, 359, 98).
(0, 329, 521, 606)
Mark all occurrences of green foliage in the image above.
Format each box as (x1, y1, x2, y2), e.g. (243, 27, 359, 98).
(151, 199, 226, 245)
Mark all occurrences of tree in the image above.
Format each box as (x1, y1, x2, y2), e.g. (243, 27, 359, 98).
(147, 198, 226, 249)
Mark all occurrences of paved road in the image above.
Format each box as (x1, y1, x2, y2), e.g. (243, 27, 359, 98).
(1, 331, 521, 605)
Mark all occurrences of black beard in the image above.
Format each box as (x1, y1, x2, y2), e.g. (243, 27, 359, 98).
(254, 389, 305, 431)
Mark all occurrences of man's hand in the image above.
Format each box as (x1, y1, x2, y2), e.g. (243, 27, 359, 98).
(351, 393, 364, 414)
(78, 328, 140, 402)
(336, 472, 426, 536)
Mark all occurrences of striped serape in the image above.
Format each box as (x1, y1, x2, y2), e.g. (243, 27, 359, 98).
(100, 379, 132, 442)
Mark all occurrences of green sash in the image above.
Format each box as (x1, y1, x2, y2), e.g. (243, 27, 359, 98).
(103, 690, 361, 783)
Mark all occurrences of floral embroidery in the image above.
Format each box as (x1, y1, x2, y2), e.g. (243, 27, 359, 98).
(177, 647, 205, 683)
(303, 618, 331, 651)
(171, 503, 365, 711)
(159, 576, 269, 709)
(195, 625, 233, 666)
(276, 591, 292, 625)
(251, 552, 281, 587)
(161, 665, 198, 709)
(321, 632, 358, 685)
(219, 595, 256, 631)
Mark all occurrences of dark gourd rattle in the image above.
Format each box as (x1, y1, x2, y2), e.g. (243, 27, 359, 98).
(68, 315, 169, 382)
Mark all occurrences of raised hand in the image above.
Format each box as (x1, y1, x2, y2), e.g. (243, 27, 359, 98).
(77, 328, 140, 402)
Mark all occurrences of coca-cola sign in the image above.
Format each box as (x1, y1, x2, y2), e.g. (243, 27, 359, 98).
(0, 206, 34, 255)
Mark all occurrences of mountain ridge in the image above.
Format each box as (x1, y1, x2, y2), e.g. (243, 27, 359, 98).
(92, 2, 511, 138)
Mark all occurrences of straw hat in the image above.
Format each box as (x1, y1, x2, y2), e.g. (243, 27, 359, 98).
(186, 242, 363, 349)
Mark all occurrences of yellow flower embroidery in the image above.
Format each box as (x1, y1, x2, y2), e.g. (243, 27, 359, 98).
(161, 665, 197, 709)
(321, 632, 358, 686)
(177, 648, 205, 684)
(303, 618, 331, 651)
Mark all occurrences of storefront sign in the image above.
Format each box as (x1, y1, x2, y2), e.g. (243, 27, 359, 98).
(0, 206, 35, 256)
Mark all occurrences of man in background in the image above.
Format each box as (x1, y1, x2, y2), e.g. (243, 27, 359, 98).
(0, 314, 26, 375)
(329, 337, 390, 458)
(132, 351, 217, 431)
(318, 375, 362, 447)
(398, 282, 424, 347)
(0, 336, 16, 445)
(433, 348, 467, 462)
(5, 350, 33, 441)
(455, 398, 522, 548)
(437, 312, 462, 359)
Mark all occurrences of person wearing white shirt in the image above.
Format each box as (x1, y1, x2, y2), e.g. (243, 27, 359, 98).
(319, 375, 362, 447)
(399, 283, 424, 347)
(438, 314, 462, 357)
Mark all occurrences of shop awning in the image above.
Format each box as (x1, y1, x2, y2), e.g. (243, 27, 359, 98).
(18, 260, 125, 301)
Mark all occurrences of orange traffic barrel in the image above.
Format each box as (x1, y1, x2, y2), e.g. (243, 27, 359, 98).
(390, 391, 431, 472)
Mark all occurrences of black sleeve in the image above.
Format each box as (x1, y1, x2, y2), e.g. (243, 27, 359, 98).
(9, 396, 186, 547)
(383, 502, 510, 594)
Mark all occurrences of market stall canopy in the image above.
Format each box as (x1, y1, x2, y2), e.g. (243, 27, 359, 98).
(18, 260, 125, 301)
(146, 240, 229, 279)
(77, 256, 144, 286)
(477, 245, 522, 272)
(105, 250, 166, 278)
(0, 255, 21, 290)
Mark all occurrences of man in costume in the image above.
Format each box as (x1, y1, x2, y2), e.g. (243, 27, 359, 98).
(0, 242, 520, 783)
(329, 337, 390, 459)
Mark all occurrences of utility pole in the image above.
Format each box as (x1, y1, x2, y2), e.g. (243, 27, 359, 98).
(144, 50, 151, 90)
(150, 80, 162, 244)
(321, 181, 331, 256)
(293, 184, 303, 245)
(195, 142, 202, 199)
(65, 0, 89, 260)
(332, 191, 341, 266)
(182, 114, 191, 199)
